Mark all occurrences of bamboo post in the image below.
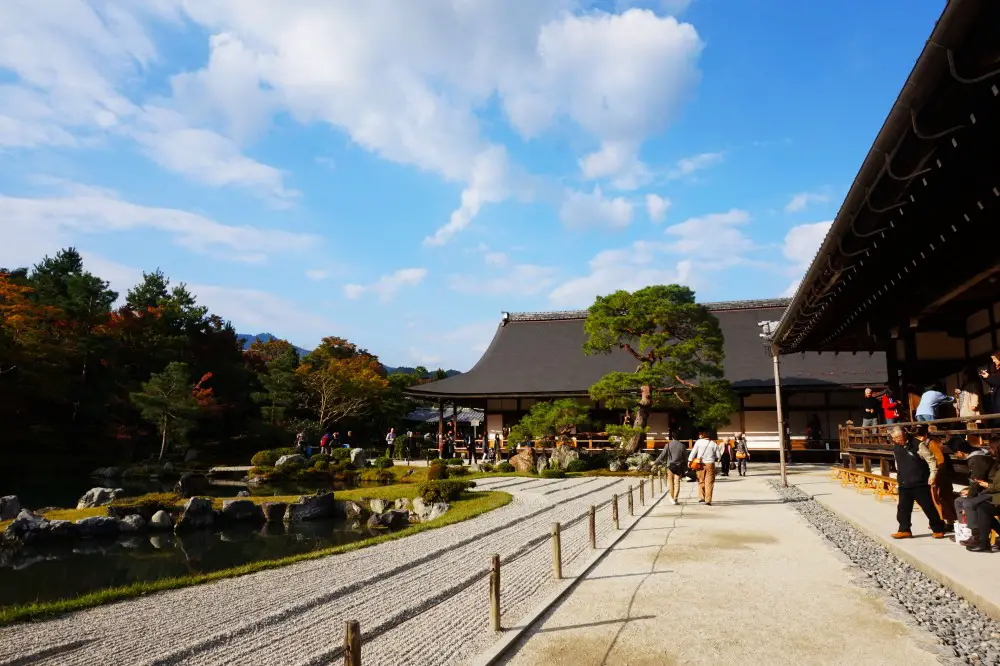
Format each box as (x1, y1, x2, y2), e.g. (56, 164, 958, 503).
(490, 554, 501, 632)
(639, 479, 645, 505)
(551, 523, 562, 579)
(344, 620, 361, 666)
(628, 485, 634, 515)
(612, 493, 619, 529)
(588, 505, 596, 549)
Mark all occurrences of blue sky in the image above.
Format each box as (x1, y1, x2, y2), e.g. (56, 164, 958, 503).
(0, 0, 945, 370)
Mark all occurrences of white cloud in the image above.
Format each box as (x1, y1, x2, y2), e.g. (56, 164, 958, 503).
(781, 220, 832, 295)
(666, 151, 724, 179)
(484, 252, 509, 267)
(664, 208, 753, 256)
(645, 194, 671, 223)
(559, 187, 634, 230)
(0, 185, 317, 265)
(306, 269, 331, 282)
(423, 146, 514, 246)
(578, 140, 649, 190)
(549, 241, 694, 307)
(344, 268, 428, 302)
(784, 191, 829, 213)
(449, 263, 558, 296)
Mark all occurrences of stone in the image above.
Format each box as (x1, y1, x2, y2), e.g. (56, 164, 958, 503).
(510, 447, 538, 473)
(75, 516, 121, 538)
(174, 472, 209, 496)
(349, 448, 368, 467)
(393, 497, 411, 512)
(367, 510, 410, 530)
(284, 492, 336, 522)
(119, 514, 146, 533)
(162, 462, 175, 473)
(149, 510, 173, 530)
(549, 445, 579, 470)
(4, 510, 49, 544)
(369, 498, 389, 514)
(275, 454, 307, 469)
(149, 534, 174, 549)
(261, 502, 287, 523)
(625, 452, 653, 472)
(184, 448, 201, 463)
(410, 498, 449, 522)
(47, 519, 79, 539)
(343, 501, 367, 521)
(76, 487, 123, 510)
(222, 500, 265, 523)
(609, 460, 623, 472)
(535, 455, 549, 475)
(175, 497, 216, 531)
(0, 495, 21, 520)
(236, 490, 251, 497)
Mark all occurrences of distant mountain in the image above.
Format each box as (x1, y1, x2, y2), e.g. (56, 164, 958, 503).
(238, 333, 311, 357)
(387, 366, 462, 378)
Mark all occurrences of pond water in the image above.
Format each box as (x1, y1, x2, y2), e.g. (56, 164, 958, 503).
(0, 518, 402, 608)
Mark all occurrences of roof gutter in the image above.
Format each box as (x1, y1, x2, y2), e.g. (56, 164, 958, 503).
(772, 0, 978, 350)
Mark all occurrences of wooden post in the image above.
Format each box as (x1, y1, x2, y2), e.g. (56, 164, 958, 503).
(551, 523, 562, 580)
(344, 620, 361, 666)
(490, 554, 501, 632)
(588, 505, 596, 549)
(612, 493, 619, 529)
(628, 485, 634, 515)
(639, 479, 645, 505)
(880, 458, 889, 477)
(437, 400, 444, 457)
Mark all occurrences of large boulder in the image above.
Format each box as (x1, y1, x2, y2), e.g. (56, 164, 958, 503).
(119, 514, 146, 533)
(366, 510, 410, 530)
(535, 454, 549, 475)
(48, 519, 80, 539)
(393, 497, 412, 512)
(510, 447, 537, 473)
(342, 500, 368, 521)
(625, 452, 653, 472)
(261, 502, 287, 523)
(174, 473, 209, 496)
(174, 497, 216, 531)
(275, 454, 307, 469)
(549, 445, 579, 470)
(222, 500, 265, 523)
(284, 492, 336, 522)
(75, 516, 120, 538)
(410, 498, 449, 523)
(76, 487, 123, 510)
(3, 510, 50, 544)
(149, 510, 173, 530)
(349, 448, 368, 467)
(368, 498, 389, 514)
(0, 496, 21, 521)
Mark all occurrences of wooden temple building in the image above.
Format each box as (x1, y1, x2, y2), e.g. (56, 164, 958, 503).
(771, 0, 1000, 476)
(408, 299, 885, 452)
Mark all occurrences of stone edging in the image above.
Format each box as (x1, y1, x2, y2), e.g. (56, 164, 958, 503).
(469, 485, 668, 666)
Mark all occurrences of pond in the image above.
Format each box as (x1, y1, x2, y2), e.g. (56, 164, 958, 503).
(0, 518, 403, 608)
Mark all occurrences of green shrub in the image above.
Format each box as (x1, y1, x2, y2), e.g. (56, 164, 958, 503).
(393, 435, 410, 460)
(313, 460, 330, 471)
(497, 462, 515, 473)
(331, 448, 352, 463)
(565, 459, 588, 473)
(429, 458, 447, 467)
(418, 479, 476, 503)
(447, 465, 469, 477)
(479, 463, 494, 473)
(250, 447, 297, 467)
(540, 468, 566, 479)
(426, 464, 449, 481)
(373, 457, 393, 469)
(445, 458, 464, 466)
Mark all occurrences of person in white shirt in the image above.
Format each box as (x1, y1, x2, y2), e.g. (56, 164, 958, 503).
(688, 431, 721, 505)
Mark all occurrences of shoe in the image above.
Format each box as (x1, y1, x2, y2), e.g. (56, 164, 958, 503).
(932, 532, 946, 539)
(943, 524, 954, 534)
(960, 538, 980, 548)
(698, 499, 705, 504)
(966, 544, 993, 553)
(670, 497, 678, 505)
(891, 531, 912, 539)
(705, 502, 712, 506)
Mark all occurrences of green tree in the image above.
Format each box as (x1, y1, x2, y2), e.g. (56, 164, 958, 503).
(584, 285, 733, 453)
(130, 362, 203, 461)
(252, 344, 300, 424)
(508, 399, 591, 447)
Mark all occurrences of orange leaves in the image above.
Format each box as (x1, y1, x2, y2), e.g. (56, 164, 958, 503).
(192, 372, 216, 409)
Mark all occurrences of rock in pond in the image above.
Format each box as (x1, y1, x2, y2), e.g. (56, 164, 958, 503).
(174, 472, 209, 496)
(368, 498, 389, 514)
(3, 510, 50, 544)
(76, 487, 123, 510)
(284, 493, 336, 522)
(175, 497, 216, 531)
(349, 448, 368, 467)
(261, 502, 287, 523)
(149, 510, 173, 530)
(393, 497, 411, 512)
(119, 514, 146, 533)
(222, 500, 265, 523)
(75, 516, 120, 538)
(48, 519, 79, 539)
(366, 510, 410, 530)
(0, 495, 21, 521)
(275, 454, 307, 469)
(410, 498, 449, 523)
(343, 500, 368, 521)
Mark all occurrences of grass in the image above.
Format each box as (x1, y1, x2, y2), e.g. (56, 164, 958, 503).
(0, 488, 511, 627)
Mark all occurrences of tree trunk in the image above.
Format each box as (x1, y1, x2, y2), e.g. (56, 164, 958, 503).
(626, 385, 652, 453)
(158, 416, 169, 461)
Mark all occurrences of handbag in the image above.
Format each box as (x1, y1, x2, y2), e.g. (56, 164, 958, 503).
(689, 458, 704, 472)
(736, 451, 746, 460)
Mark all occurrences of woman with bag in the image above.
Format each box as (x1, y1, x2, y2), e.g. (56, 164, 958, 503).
(735, 434, 750, 476)
(719, 439, 732, 477)
(688, 431, 720, 505)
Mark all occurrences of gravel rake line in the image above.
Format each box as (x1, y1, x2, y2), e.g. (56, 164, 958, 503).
(122, 479, 627, 666)
(772, 480, 1000, 665)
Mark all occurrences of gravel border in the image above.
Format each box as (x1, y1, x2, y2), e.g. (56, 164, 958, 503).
(770, 480, 1000, 665)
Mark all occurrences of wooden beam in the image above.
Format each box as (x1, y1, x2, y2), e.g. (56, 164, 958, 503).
(921, 264, 1000, 315)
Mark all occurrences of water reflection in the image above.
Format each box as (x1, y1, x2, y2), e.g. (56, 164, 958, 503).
(0, 518, 398, 608)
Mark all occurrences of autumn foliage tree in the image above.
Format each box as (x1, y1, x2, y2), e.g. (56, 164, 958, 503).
(296, 337, 389, 431)
(585, 285, 734, 453)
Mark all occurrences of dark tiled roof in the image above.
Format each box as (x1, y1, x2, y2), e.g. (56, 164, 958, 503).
(409, 301, 885, 398)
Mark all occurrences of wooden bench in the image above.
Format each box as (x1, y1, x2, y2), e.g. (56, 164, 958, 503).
(831, 466, 898, 501)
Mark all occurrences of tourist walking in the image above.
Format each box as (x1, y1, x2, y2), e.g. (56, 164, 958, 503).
(889, 426, 946, 539)
(466, 433, 477, 464)
(915, 386, 955, 422)
(862, 387, 880, 426)
(688, 431, 720, 506)
(964, 441, 1000, 553)
(295, 431, 306, 453)
(719, 439, 732, 477)
(319, 431, 332, 455)
(916, 430, 957, 531)
(654, 434, 688, 504)
(981, 351, 1000, 415)
(735, 434, 750, 476)
(386, 427, 396, 453)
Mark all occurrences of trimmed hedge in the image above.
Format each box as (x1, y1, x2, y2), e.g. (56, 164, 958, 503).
(426, 464, 448, 481)
(250, 447, 298, 467)
(447, 466, 469, 477)
(497, 462, 515, 473)
(418, 480, 476, 503)
(479, 463, 494, 473)
(540, 468, 566, 479)
(445, 458, 464, 466)
(565, 459, 588, 473)
(373, 457, 393, 469)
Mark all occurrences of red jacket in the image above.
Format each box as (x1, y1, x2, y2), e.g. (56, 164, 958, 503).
(881, 395, 900, 420)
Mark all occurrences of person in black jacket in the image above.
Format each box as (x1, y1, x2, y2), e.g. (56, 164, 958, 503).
(890, 426, 946, 539)
(952, 437, 995, 546)
(981, 351, 1000, 415)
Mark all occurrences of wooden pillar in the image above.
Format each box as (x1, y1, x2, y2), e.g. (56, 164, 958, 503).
(452, 400, 459, 453)
(438, 400, 444, 456)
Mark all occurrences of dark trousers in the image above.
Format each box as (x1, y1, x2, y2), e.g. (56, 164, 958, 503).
(969, 495, 1000, 543)
(467, 445, 477, 464)
(720, 455, 730, 476)
(897, 485, 946, 533)
(736, 458, 747, 476)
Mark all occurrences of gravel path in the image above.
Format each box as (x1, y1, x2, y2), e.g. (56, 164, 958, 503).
(0, 476, 654, 666)
(774, 480, 1000, 665)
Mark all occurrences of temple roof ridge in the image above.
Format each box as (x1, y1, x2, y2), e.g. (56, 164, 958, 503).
(504, 297, 791, 323)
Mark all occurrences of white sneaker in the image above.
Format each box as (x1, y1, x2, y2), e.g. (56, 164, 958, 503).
(670, 497, 678, 505)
